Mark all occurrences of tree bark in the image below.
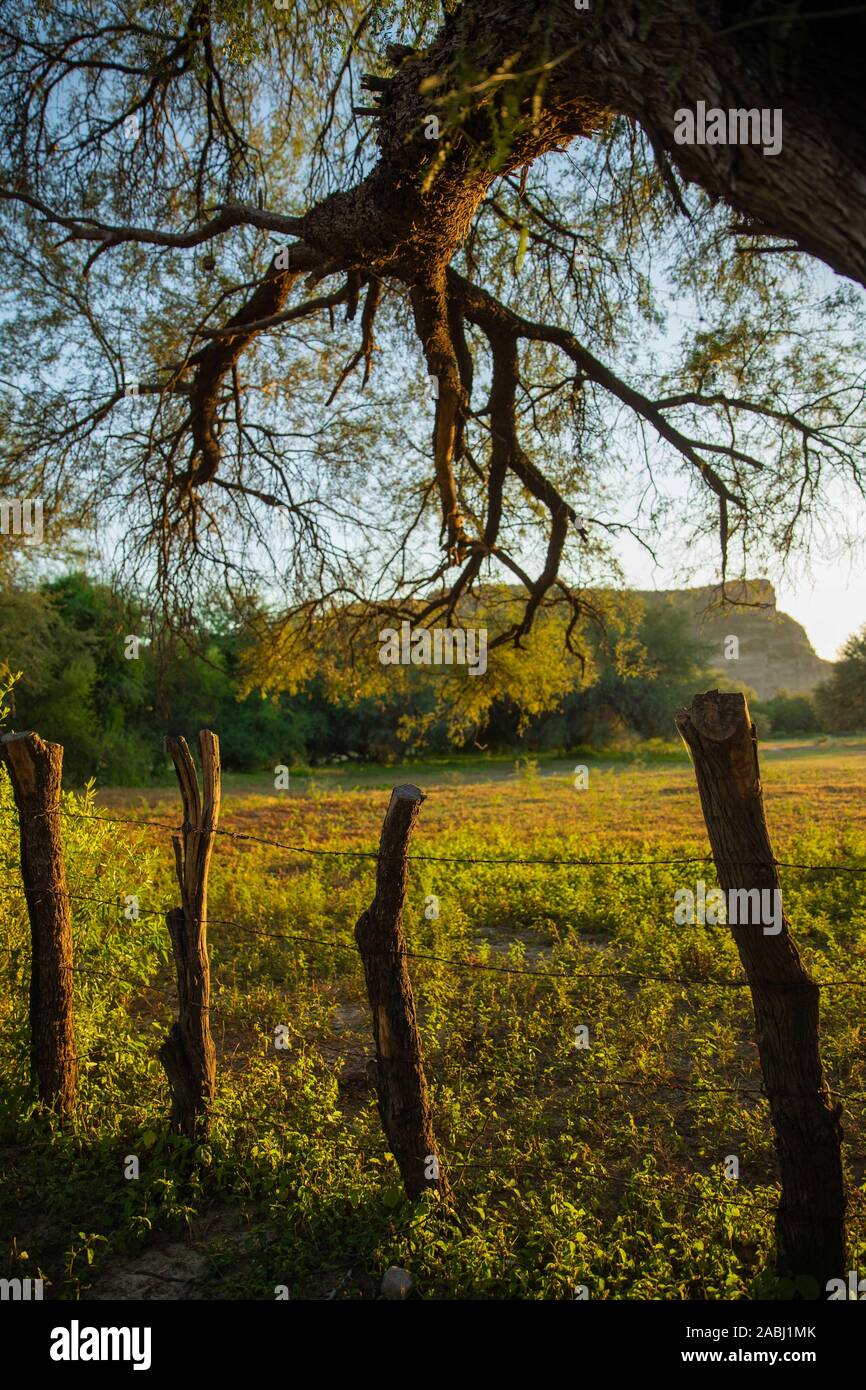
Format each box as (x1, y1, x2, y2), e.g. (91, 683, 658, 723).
(355, 784, 448, 1201)
(1, 731, 77, 1118)
(163, 1, 866, 585)
(542, 0, 866, 288)
(158, 731, 220, 1139)
(295, 1, 866, 290)
(675, 690, 846, 1290)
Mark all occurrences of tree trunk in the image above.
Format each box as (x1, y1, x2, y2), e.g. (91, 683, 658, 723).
(1, 731, 77, 1118)
(297, 1, 866, 290)
(158, 731, 220, 1139)
(355, 784, 448, 1201)
(543, 0, 866, 288)
(675, 690, 846, 1290)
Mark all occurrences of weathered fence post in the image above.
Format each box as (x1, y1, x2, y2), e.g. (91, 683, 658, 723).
(1, 732, 77, 1118)
(355, 784, 448, 1200)
(159, 731, 220, 1138)
(675, 690, 845, 1288)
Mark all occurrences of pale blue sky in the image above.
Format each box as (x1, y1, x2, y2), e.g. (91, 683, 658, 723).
(615, 528, 864, 662)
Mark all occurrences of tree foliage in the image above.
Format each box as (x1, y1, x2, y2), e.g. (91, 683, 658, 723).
(0, 568, 740, 776)
(0, 1, 864, 685)
(814, 625, 866, 733)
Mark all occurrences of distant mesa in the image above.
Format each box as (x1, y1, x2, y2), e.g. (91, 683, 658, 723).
(639, 579, 832, 700)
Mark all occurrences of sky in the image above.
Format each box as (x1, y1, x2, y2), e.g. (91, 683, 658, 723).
(778, 576, 862, 662)
(616, 528, 864, 662)
(605, 231, 866, 663)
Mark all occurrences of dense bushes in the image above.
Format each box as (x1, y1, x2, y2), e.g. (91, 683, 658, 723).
(751, 693, 820, 737)
(0, 573, 861, 782)
(814, 625, 866, 733)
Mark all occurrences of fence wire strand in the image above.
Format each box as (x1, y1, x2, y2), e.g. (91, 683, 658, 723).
(16, 807, 866, 873)
(5, 782, 866, 1251)
(3, 885, 866, 989)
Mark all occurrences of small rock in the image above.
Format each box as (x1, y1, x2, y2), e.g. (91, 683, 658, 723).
(381, 1266, 414, 1300)
(331, 1005, 367, 1033)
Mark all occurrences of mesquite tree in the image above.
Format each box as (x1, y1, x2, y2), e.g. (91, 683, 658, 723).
(0, 1, 864, 675)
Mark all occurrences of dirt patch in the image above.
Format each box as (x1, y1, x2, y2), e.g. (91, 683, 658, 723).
(88, 1212, 261, 1301)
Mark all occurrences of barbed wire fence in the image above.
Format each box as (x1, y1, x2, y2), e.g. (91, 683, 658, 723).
(5, 860, 866, 1223)
(2, 704, 866, 1274)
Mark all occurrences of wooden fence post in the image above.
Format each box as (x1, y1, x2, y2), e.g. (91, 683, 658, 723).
(355, 784, 448, 1201)
(1, 732, 77, 1118)
(159, 731, 220, 1139)
(675, 690, 845, 1289)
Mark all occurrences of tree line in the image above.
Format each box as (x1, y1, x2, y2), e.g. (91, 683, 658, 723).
(0, 572, 862, 784)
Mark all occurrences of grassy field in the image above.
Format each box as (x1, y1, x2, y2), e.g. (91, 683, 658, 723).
(2, 739, 866, 1300)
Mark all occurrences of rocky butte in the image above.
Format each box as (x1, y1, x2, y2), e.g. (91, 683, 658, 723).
(639, 580, 832, 700)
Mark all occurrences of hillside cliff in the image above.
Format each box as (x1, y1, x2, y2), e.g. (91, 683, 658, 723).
(639, 580, 832, 700)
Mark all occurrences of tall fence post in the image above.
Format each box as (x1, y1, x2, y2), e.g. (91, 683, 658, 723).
(159, 731, 220, 1139)
(355, 784, 448, 1201)
(1, 732, 77, 1119)
(675, 690, 845, 1289)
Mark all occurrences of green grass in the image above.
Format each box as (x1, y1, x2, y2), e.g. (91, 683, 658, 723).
(91, 734, 866, 804)
(1, 746, 865, 1299)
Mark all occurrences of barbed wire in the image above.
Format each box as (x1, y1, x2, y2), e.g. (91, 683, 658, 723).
(4, 887, 866, 989)
(6, 961, 866, 1226)
(428, 1060, 866, 1104)
(15, 949, 859, 1102)
(15, 808, 866, 873)
(9, 930, 864, 1100)
(5, 793, 866, 1256)
(17, 807, 720, 865)
(373, 1155, 866, 1225)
